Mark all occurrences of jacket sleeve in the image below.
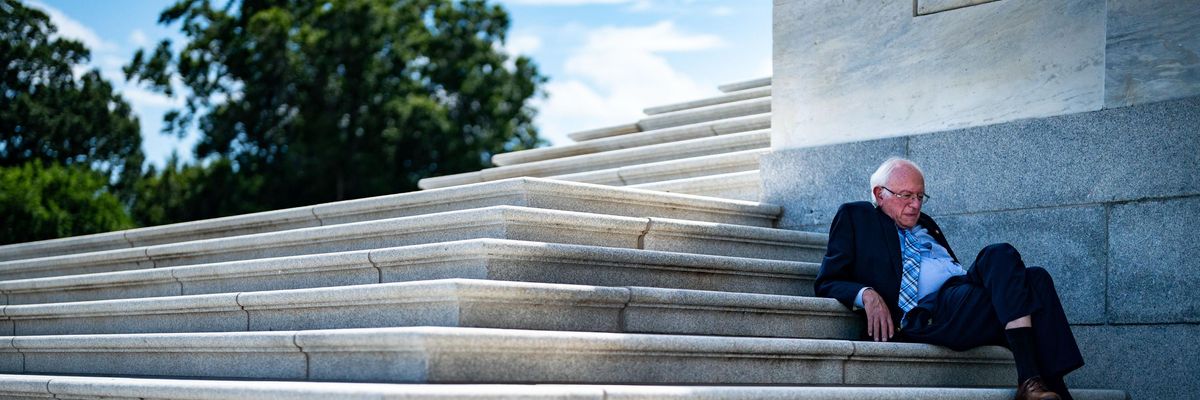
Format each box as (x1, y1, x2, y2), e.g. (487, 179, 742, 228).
(813, 203, 867, 309)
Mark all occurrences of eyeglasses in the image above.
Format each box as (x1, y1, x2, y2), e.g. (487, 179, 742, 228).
(881, 186, 930, 204)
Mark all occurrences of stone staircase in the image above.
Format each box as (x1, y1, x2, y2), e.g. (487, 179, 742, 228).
(0, 77, 1127, 399)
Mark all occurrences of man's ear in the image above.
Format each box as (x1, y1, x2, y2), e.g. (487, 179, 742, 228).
(871, 186, 882, 203)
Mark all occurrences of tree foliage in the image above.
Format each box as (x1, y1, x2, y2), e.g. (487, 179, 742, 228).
(1, 0, 146, 244)
(0, 0, 144, 186)
(126, 0, 546, 213)
(130, 155, 264, 227)
(0, 162, 134, 245)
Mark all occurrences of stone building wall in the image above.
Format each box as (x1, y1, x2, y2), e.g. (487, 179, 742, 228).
(767, 1, 1200, 399)
(772, 0, 1200, 149)
(764, 95, 1199, 400)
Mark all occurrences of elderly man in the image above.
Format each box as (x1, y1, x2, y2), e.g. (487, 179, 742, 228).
(814, 157, 1083, 400)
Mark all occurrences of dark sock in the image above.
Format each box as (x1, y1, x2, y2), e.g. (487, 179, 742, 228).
(1005, 327, 1040, 383)
(1043, 375, 1073, 400)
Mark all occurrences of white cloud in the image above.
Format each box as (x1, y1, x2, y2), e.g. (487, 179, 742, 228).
(98, 55, 126, 75)
(627, 0, 653, 11)
(122, 87, 183, 109)
(505, 33, 543, 56)
(582, 21, 724, 53)
(68, 64, 87, 78)
(26, 1, 118, 53)
(536, 21, 725, 145)
(495, 33, 543, 70)
(710, 6, 734, 16)
(129, 29, 148, 47)
(755, 55, 772, 78)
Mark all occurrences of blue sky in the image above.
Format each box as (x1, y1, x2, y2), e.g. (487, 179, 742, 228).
(30, 0, 772, 168)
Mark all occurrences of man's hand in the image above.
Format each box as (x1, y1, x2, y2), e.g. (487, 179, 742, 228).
(861, 288, 894, 342)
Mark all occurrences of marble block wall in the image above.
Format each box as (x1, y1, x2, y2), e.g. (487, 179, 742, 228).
(773, 0, 1200, 150)
(1105, 0, 1200, 108)
(772, 0, 1106, 150)
(761, 96, 1200, 400)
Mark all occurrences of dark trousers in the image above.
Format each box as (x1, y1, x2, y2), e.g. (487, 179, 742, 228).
(901, 243, 1084, 377)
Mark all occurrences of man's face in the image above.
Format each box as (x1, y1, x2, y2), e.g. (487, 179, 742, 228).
(874, 164, 925, 229)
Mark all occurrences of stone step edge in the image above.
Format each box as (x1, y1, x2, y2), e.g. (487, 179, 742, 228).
(644, 86, 772, 115)
(719, 76, 772, 93)
(564, 95, 769, 143)
(630, 170, 761, 192)
(0, 278, 856, 339)
(0, 375, 1130, 400)
(0, 238, 822, 305)
(631, 170, 762, 201)
(550, 148, 767, 187)
(492, 113, 769, 167)
(0, 205, 822, 280)
(420, 129, 770, 190)
(635, 97, 771, 132)
(0, 326, 1014, 386)
(0, 375, 1131, 400)
(567, 122, 642, 143)
(0, 177, 782, 262)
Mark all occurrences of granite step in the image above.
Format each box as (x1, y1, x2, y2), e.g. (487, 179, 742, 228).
(579, 386, 1127, 400)
(0, 178, 782, 262)
(419, 129, 770, 190)
(631, 170, 762, 201)
(644, 86, 771, 115)
(566, 122, 642, 143)
(636, 97, 770, 131)
(0, 199, 792, 279)
(719, 76, 772, 93)
(492, 113, 769, 166)
(0, 326, 1015, 386)
(0, 375, 1130, 400)
(549, 149, 766, 187)
(564, 96, 770, 143)
(0, 239, 820, 305)
(0, 279, 858, 339)
(0, 208, 825, 281)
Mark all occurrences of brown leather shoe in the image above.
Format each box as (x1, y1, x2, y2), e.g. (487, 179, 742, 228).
(1015, 377, 1062, 400)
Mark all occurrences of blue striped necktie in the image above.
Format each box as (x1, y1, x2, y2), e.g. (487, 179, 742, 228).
(898, 227, 922, 314)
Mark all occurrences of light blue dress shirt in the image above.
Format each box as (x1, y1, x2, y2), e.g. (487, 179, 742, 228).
(854, 224, 967, 310)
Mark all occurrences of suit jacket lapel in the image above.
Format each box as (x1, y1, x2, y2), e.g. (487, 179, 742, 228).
(919, 214, 959, 263)
(874, 206, 902, 278)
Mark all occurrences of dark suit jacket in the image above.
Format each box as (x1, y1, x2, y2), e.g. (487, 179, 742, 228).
(813, 201, 958, 324)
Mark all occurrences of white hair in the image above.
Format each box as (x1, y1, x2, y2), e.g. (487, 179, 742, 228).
(869, 157, 924, 205)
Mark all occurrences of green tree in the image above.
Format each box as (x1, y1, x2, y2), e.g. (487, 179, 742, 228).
(0, 162, 134, 245)
(0, 0, 145, 187)
(130, 155, 264, 227)
(126, 0, 546, 216)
